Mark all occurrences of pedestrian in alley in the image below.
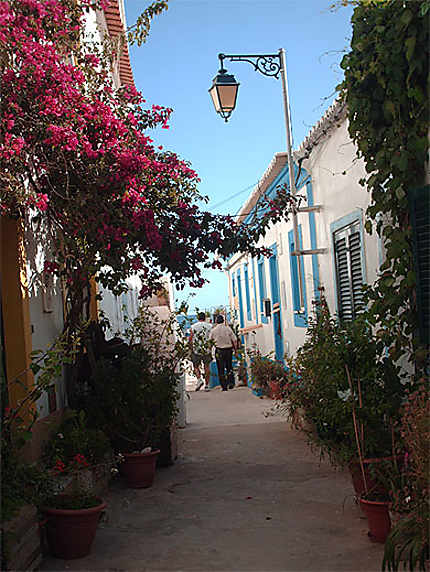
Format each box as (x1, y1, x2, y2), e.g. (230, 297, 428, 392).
(209, 314, 237, 391)
(190, 312, 213, 391)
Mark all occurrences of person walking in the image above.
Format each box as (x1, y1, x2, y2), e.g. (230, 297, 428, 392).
(209, 315, 237, 391)
(189, 312, 213, 391)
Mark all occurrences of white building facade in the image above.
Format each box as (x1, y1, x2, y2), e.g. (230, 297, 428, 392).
(227, 101, 381, 362)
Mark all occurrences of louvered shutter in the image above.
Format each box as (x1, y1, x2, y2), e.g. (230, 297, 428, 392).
(409, 186, 430, 343)
(349, 230, 364, 313)
(334, 221, 364, 321)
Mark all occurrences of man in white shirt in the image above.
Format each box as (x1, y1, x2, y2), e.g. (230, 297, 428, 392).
(209, 315, 237, 391)
(189, 312, 213, 391)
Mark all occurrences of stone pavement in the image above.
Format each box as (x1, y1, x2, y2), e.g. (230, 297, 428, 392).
(39, 386, 384, 572)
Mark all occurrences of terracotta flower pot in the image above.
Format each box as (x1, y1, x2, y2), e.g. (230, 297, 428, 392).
(121, 450, 160, 489)
(43, 498, 106, 559)
(269, 380, 282, 400)
(359, 497, 391, 543)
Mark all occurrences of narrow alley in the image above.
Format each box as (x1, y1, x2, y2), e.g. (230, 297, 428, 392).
(39, 387, 385, 572)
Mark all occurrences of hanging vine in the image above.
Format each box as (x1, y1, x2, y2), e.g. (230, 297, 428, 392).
(339, 0, 429, 368)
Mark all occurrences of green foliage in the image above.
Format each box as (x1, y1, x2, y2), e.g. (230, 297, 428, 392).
(280, 296, 404, 467)
(127, 1, 169, 46)
(42, 410, 111, 469)
(340, 1, 430, 366)
(1, 455, 50, 522)
(77, 346, 179, 453)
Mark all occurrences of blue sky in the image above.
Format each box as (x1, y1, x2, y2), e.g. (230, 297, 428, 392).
(124, 0, 354, 315)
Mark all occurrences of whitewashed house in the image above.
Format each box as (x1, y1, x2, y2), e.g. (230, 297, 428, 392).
(226, 100, 382, 362)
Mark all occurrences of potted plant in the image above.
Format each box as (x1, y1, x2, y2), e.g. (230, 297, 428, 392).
(280, 296, 405, 481)
(248, 348, 288, 398)
(77, 344, 179, 488)
(40, 410, 112, 559)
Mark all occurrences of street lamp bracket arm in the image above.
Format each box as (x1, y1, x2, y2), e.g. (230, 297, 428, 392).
(219, 53, 281, 79)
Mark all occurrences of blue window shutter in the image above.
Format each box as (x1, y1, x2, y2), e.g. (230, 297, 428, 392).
(232, 275, 236, 297)
(252, 258, 259, 325)
(288, 227, 307, 327)
(237, 268, 245, 328)
(409, 185, 430, 343)
(244, 264, 251, 320)
(257, 257, 268, 324)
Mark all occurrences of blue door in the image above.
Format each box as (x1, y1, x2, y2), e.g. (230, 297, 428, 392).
(269, 245, 284, 362)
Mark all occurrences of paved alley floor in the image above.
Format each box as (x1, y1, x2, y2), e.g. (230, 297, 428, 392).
(39, 386, 385, 572)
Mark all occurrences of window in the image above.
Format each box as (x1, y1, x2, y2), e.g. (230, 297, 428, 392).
(409, 185, 429, 343)
(244, 263, 251, 321)
(333, 220, 364, 321)
(236, 268, 244, 328)
(257, 256, 268, 324)
(288, 227, 307, 327)
(232, 275, 236, 297)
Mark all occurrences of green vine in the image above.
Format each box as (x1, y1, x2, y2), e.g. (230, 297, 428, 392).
(339, 0, 429, 366)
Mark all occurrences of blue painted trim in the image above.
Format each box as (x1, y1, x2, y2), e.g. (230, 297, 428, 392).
(244, 263, 252, 321)
(330, 209, 366, 318)
(237, 268, 245, 329)
(243, 163, 302, 226)
(252, 257, 259, 325)
(269, 243, 284, 361)
(257, 256, 268, 324)
(306, 182, 320, 301)
(288, 227, 307, 327)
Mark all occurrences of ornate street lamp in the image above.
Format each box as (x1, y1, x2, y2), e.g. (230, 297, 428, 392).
(208, 67, 239, 122)
(209, 49, 305, 310)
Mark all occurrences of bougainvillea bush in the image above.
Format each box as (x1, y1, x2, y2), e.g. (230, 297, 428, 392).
(0, 0, 295, 337)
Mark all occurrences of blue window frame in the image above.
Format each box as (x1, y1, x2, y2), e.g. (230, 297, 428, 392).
(257, 256, 268, 324)
(269, 244, 284, 361)
(236, 268, 245, 328)
(244, 263, 252, 321)
(288, 227, 307, 327)
(252, 258, 259, 325)
(232, 274, 236, 297)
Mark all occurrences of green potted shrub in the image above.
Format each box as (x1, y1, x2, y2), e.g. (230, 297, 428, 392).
(281, 296, 405, 476)
(78, 345, 179, 488)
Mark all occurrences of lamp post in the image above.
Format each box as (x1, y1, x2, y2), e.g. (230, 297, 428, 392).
(209, 49, 305, 310)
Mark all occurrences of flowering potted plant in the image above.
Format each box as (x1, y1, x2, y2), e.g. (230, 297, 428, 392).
(40, 410, 112, 559)
(248, 348, 288, 398)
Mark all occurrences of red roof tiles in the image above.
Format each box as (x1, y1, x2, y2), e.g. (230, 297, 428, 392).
(103, 1, 135, 87)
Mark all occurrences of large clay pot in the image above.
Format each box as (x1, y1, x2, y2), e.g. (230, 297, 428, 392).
(43, 498, 106, 559)
(359, 498, 391, 543)
(121, 450, 160, 488)
(269, 380, 282, 400)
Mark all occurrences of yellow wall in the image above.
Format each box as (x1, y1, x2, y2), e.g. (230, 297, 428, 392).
(1, 217, 35, 417)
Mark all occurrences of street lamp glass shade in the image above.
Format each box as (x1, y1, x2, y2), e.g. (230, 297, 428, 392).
(209, 70, 239, 122)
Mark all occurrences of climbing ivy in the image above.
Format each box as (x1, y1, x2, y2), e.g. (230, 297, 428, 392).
(339, 0, 429, 368)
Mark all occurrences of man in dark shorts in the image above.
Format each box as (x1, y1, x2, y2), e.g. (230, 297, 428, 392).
(209, 315, 237, 391)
